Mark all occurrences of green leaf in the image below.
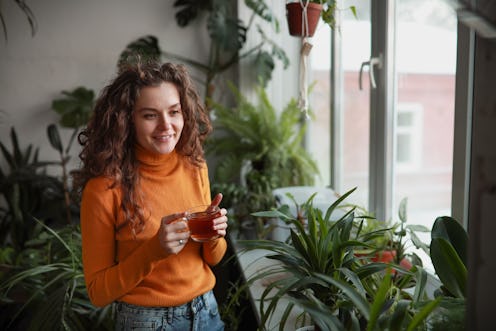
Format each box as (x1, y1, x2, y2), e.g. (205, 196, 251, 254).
(118, 35, 162, 70)
(173, 0, 212, 27)
(254, 50, 275, 87)
(251, 210, 293, 220)
(367, 272, 391, 331)
(430, 238, 467, 298)
(412, 267, 428, 302)
(47, 124, 63, 154)
(406, 296, 441, 331)
(52, 87, 94, 128)
(244, 0, 277, 26)
(431, 216, 468, 265)
(315, 273, 371, 320)
(207, 10, 247, 52)
(389, 300, 411, 331)
(398, 197, 407, 223)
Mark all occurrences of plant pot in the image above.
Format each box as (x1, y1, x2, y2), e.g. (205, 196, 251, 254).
(355, 249, 413, 275)
(286, 2, 322, 37)
(373, 250, 413, 270)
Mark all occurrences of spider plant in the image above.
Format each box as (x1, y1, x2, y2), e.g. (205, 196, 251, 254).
(236, 187, 441, 331)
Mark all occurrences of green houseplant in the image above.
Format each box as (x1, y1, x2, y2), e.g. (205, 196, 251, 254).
(0, 220, 113, 330)
(118, 0, 289, 105)
(426, 216, 467, 330)
(237, 187, 439, 330)
(0, 88, 114, 330)
(354, 197, 431, 276)
(207, 83, 319, 238)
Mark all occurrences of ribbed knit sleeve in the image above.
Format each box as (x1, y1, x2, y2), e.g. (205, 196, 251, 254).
(202, 238, 227, 266)
(81, 178, 169, 307)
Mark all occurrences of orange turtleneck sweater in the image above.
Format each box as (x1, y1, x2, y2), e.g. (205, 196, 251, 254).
(80, 145, 227, 307)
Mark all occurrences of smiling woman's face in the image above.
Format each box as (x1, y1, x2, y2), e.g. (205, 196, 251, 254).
(133, 82, 184, 155)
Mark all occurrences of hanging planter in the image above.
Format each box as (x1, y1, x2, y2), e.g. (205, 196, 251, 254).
(286, 1, 323, 37)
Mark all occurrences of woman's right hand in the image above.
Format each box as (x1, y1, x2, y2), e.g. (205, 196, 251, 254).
(158, 212, 190, 255)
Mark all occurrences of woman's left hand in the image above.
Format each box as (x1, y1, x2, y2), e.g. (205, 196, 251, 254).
(209, 193, 228, 237)
(213, 208, 228, 238)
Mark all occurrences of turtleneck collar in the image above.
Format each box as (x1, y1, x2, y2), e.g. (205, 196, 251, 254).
(135, 144, 180, 174)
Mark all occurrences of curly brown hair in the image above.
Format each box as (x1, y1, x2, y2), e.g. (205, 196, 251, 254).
(73, 61, 212, 233)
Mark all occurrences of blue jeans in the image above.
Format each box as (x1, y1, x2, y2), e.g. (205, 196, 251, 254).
(115, 290, 224, 331)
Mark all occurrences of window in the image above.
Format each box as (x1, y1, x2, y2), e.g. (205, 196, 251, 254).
(308, 0, 457, 263)
(396, 103, 422, 170)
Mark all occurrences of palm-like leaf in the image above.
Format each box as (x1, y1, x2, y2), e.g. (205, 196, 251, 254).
(0, 221, 113, 330)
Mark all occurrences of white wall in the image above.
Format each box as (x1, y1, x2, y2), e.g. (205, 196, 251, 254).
(0, 0, 210, 171)
(0, 0, 301, 174)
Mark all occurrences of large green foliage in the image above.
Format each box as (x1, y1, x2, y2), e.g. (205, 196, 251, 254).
(0, 87, 104, 330)
(0, 128, 64, 250)
(207, 83, 319, 208)
(0, 221, 113, 330)
(427, 216, 467, 330)
(238, 188, 439, 330)
(206, 83, 319, 238)
(118, 0, 289, 103)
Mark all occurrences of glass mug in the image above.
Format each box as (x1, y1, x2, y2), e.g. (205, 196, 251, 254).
(186, 205, 221, 242)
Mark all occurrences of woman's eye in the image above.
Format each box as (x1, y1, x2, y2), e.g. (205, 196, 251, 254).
(170, 109, 181, 116)
(144, 113, 157, 119)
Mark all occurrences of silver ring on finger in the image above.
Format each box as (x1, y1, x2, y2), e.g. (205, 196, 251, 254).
(179, 239, 184, 245)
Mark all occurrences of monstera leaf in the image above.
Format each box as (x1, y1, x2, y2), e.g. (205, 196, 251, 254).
(207, 10, 247, 52)
(117, 35, 162, 70)
(51, 87, 94, 129)
(173, 0, 213, 27)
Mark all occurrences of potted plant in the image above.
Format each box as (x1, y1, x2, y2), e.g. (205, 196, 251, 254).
(118, 0, 289, 105)
(286, 1, 357, 37)
(236, 187, 441, 330)
(354, 197, 431, 277)
(0, 220, 113, 330)
(286, 1, 323, 37)
(206, 83, 319, 239)
(0, 89, 110, 330)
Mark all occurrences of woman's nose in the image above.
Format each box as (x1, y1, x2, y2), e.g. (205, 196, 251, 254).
(158, 113, 171, 129)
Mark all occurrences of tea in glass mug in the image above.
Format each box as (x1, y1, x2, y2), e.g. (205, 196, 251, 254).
(186, 205, 221, 242)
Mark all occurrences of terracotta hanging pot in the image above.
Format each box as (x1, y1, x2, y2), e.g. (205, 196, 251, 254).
(286, 1, 323, 37)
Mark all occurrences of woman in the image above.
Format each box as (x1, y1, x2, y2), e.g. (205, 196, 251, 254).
(73, 60, 228, 330)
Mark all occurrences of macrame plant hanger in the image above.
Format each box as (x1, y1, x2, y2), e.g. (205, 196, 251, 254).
(298, 0, 313, 119)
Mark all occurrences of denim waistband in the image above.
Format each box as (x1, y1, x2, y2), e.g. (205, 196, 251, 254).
(116, 290, 211, 319)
